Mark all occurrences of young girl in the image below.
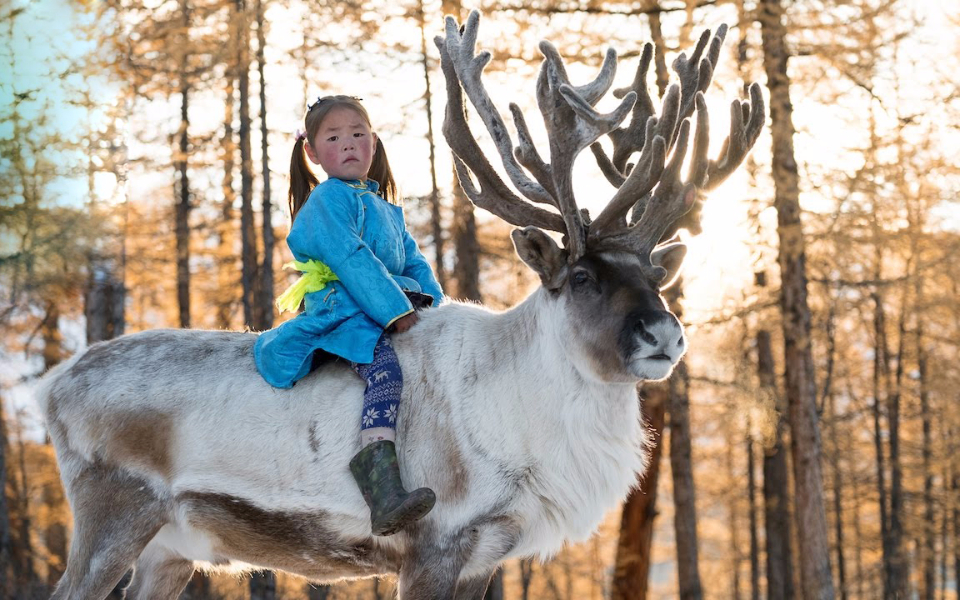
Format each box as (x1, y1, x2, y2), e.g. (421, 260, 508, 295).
(254, 95, 444, 536)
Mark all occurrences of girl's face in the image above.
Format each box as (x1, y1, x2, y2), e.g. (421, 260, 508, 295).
(305, 106, 377, 182)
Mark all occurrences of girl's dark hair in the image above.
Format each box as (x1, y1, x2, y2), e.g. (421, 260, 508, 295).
(288, 95, 399, 221)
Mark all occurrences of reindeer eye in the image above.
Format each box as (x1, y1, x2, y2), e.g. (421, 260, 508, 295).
(572, 271, 591, 286)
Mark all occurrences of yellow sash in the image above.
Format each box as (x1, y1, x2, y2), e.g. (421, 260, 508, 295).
(275, 259, 340, 314)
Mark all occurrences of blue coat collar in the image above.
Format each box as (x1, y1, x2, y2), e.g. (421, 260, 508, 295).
(330, 178, 380, 194)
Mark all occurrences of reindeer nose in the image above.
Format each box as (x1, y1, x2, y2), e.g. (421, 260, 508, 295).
(634, 313, 686, 356)
(634, 318, 659, 346)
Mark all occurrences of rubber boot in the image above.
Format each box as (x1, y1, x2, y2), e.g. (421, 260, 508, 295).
(349, 440, 436, 536)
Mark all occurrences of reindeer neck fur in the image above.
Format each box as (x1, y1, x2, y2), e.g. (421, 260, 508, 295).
(395, 288, 648, 559)
(402, 286, 640, 412)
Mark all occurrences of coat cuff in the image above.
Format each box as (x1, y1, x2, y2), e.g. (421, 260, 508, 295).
(385, 309, 415, 331)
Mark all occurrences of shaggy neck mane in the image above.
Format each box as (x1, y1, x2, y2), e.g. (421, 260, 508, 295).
(401, 286, 640, 440)
(407, 287, 614, 394)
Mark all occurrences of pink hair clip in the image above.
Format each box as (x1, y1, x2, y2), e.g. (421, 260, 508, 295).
(294, 128, 306, 142)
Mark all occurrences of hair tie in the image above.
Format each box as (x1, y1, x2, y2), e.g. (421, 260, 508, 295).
(307, 95, 364, 112)
(294, 128, 306, 143)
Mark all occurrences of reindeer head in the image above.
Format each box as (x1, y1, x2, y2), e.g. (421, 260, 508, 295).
(436, 12, 764, 382)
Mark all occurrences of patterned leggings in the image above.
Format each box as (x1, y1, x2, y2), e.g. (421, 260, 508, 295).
(351, 335, 403, 433)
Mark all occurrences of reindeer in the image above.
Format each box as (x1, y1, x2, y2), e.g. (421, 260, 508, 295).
(36, 11, 762, 599)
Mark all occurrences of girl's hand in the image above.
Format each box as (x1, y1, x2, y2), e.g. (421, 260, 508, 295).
(392, 312, 420, 334)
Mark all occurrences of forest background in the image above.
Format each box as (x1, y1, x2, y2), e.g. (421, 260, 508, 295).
(1, 0, 959, 598)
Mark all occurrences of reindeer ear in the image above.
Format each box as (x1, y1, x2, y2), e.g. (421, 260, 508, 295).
(511, 227, 568, 290)
(650, 242, 687, 290)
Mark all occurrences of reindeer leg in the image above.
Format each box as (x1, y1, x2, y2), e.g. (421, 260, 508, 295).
(123, 539, 195, 600)
(398, 517, 519, 600)
(395, 537, 463, 599)
(50, 462, 168, 600)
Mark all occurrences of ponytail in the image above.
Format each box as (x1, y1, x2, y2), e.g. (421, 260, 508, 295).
(289, 137, 319, 222)
(369, 137, 399, 205)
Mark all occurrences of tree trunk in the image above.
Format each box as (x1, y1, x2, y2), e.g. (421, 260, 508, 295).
(827, 393, 847, 600)
(249, 571, 276, 599)
(955, 467, 960, 600)
(757, 326, 794, 600)
(86, 264, 125, 343)
(747, 436, 760, 600)
(850, 461, 865, 600)
(484, 568, 504, 600)
(729, 436, 744, 600)
(0, 396, 12, 598)
(85, 127, 126, 344)
(917, 280, 935, 600)
(653, 15, 702, 592)
(217, 65, 237, 330)
(175, 22, 191, 330)
(760, 386, 796, 600)
(519, 558, 535, 600)
(647, 7, 669, 97)
(450, 165, 480, 301)
(256, 0, 273, 330)
(940, 497, 948, 600)
(887, 296, 909, 598)
(183, 572, 214, 599)
(870, 288, 894, 599)
(42, 478, 67, 588)
(41, 301, 64, 371)
(611, 385, 667, 600)
(237, 0, 259, 330)
(758, 1, 834, 597)
(669, 357, 702, 600)
(730, 440, 742, 600)
(736, 18, 773, 599)
(440, 0, 479, 302)
(11, 417, 35, 588)
(417, 0, 446, 289)
(306, 583, 333, 600)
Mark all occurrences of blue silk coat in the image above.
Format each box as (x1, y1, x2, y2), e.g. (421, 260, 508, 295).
(254, 178, 444, 389)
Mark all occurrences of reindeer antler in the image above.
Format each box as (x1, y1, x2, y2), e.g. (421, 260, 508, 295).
(437, 11, 634, 260)
(435, 30, 565, 233)
(589, 25, 740, 236)
(440, 13, 555, 208)
(437, 11, 765, 270)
